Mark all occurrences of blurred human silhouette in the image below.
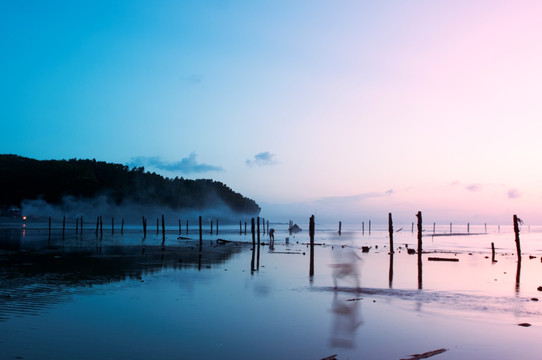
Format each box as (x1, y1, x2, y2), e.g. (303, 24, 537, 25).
(330, 249, 361, 290)
(269, 228, 275, 249)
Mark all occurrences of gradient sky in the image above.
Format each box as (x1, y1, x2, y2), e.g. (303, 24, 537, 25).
(2, 0, 542, 225)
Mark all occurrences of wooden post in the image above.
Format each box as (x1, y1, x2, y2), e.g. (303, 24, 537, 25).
(112, 217, 114, 235)
(388, 213, 394, 253)
(156, 218, 159, 234)
(267, 220, 269, 235)
(244, 221, 247, 235)
(62, 216, 66, 240)
(96, 216, 99, 236)
(309, 215, 315, 277)
(76, 218, 79, 235)
(411, 222, 414, 233)
(450, 222, 452, 233)
(257, 217, 260, 246)
(491, 242, 496, 262)
(261, 217, 265, 235)
(161, 214, 165, 245)
(142, 216, 147, 239)
(467, 222, 470, 233)
(417, 211, 423, 290)
(210, 219, 213, 235)
(186, 220, 188, 234)
(338, 221, 342, 235)
(100, 216, 103, 238)
(240, 220, 242, 235)
(485, 223, 487, 233)
(216, 219, 219, 235)
(48, 216, 51, 239)
(369, 220, 371, 235)
(251, 218, 255, 247)
(80, 216, 83, 236)
(362, 222, 365, 235)
(513, 215, 521, 260)
(433, 222, 435, 234)
(199, 216, 202, 247)
(121, 219, 124, 235)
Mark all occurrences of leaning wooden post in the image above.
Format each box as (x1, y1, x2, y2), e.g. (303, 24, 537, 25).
(513, 214, 521, 261)
(309, 215, 315, 277)
(199, 216, 202, 248)
(62, 216, 66, 240)
(338, 221, 342, 235)
(388, 213, 394, 253)
(161, 214, 165, 245)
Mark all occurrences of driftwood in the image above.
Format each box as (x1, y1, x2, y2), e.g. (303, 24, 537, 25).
(177, 236, 191, 240)
(320, 355, 337, 360)
(401, 348, 447, 360)
(428, 257, 459, 262)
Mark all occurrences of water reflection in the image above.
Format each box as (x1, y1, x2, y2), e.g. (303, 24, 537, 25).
(515, 259, 521, 293)
(329, 292, 363, 348)
(388, 252, 394, 288)
(0, 233, 244, 322)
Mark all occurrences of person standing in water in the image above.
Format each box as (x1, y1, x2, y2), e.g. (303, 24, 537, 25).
(269, 228, 275, 249)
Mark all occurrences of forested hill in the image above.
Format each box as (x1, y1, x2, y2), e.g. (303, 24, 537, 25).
(0, 155, 260, 216)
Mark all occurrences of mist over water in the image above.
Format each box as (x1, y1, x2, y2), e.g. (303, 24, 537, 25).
(20, 194, 257, 224)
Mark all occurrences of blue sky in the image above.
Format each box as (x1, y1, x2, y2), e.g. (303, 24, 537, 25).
(2, 1, 542, 225)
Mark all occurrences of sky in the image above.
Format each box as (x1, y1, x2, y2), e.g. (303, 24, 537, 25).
(2, 0, 542, 225)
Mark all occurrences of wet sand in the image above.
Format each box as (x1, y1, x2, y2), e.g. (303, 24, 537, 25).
(2, 223, 542, 359)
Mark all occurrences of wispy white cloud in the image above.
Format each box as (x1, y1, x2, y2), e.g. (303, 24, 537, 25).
(127, 153, 222, 174)
(246, 152, 278, 167)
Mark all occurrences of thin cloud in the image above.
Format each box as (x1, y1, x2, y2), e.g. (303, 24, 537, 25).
(246, 152, 278, 167)
(180, 74, 203, 83)
(466, 184, 483, 192)
(127, 153, 222, 174)
(507, 189, 521, 199)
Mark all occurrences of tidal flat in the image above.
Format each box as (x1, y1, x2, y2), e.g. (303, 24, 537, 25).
(1, 222, 542, 359)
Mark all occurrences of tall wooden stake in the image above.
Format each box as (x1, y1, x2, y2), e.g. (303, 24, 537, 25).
(199, 216, 202, 248)
(388, 213, 394, 253)
(309, 215, 315, 277)
(417, 211, 423, 290)
(513, 214, 521, 261)
(161, 214, 165, 245)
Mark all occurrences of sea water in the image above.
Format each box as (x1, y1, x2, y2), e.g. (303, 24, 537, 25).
(1, 220, 542, 359)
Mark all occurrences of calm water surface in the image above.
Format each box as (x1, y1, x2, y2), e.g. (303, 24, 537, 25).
(2, 220, 542, 359)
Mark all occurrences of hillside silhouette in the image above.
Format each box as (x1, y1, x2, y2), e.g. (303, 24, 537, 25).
(0, 155, 260, 216)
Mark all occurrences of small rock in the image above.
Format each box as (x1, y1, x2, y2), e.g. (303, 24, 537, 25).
(531, 298, 539, 302)
(518, 323, 532, 327)
(537, 286, 542, 291)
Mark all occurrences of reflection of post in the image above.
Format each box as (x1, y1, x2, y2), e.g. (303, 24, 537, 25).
(417, 211, 423, 290)
(388, 252, 394, 288)
(161, 214, 165, 245)
(388, 213, 394, 254)
(309, 215, 315, 277)
(199, 216, 202, 249)
(513, 215, 521, 261)
(515, 257, 521, 293)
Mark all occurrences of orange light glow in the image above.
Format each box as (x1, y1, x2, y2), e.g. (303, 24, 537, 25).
(22, 216, 27, 220)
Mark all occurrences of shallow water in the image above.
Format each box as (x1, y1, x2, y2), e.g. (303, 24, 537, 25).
(2, 220, 542, 359)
